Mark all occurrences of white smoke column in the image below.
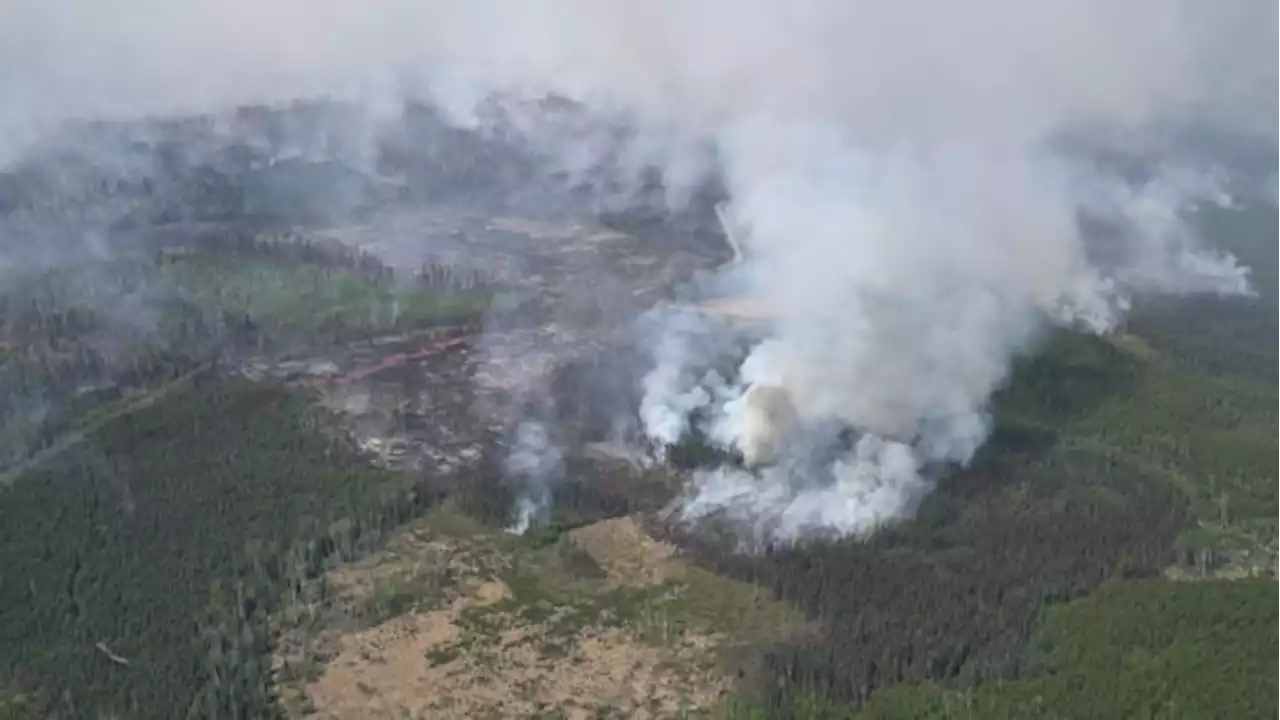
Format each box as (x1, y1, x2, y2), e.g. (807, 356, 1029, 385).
(683, 435, 928, 545)
(668, 129, 1259, 541)
(637, 306, 735, 452)
(503, 419, 562, 535)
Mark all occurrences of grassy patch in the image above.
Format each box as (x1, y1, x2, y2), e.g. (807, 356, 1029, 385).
(364, 510, 803, 691)
(0, 682, 32, 720)
(361, 572, 445, 625)
(416, 500, 494, 542)
(678, 565, 811, 646)
(150, 253, 490, 337)
(425, 644, 466, 668)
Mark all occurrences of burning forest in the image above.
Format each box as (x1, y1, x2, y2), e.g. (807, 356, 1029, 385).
(0, 2, 1276, 718)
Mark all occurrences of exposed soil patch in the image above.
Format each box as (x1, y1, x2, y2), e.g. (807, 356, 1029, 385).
(303, 588, 728, 719)
(568, 516, 682, 588)
(272, 510, 758, 719)
(222, 204, 722, 496)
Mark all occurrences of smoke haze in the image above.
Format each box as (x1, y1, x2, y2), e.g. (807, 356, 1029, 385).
(3, 0, 1275, 540)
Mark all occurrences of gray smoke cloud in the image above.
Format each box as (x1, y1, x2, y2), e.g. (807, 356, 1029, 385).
(503, 419, 562, 535)
(3, 0, 1274, 540)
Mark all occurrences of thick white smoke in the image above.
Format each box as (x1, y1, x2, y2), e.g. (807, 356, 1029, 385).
(644, 136, 1258, 541)
(2, 0, 1274, 540)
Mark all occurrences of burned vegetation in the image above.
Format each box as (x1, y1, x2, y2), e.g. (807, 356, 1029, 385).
(0, 232, 493, 477)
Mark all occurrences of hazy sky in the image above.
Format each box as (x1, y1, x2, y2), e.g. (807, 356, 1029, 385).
(2, 0, 1274, 541)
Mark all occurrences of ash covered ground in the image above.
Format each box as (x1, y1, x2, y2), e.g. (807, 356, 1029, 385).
(0, 98, 734, 515)
(233, 208, 722, 501)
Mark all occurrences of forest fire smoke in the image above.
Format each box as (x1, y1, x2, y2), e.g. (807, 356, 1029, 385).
(3, 1, 1274, 541)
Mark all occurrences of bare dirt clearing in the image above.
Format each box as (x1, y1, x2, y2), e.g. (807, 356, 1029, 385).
(272, 509, 807, 718)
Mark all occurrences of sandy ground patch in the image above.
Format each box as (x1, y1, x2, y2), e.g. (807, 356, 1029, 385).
(568, 516, 682, 587)
(274, 513, 734, 719)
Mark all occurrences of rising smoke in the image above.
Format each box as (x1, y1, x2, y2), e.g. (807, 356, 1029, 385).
(2, 1, 1275, 541)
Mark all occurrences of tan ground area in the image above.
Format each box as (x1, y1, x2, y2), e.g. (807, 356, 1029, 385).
(271, 510, 807, 719)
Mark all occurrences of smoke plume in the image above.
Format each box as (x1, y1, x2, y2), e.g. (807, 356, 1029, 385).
(3, 1, 1275, 540)
(503, 419, 562, 535)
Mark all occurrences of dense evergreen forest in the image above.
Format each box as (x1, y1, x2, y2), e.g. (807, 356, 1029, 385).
(0, 379, 436, 719)
(854, 578, 1278, 719)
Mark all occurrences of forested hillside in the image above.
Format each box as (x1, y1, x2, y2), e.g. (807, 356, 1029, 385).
(0, 193, 1273, 718)
(0, 380, 432, 719)
(855, 578, 1278, 719)
(0, 220, 488, 719)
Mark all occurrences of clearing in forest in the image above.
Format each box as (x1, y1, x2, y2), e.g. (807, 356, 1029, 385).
(272, 507, 809, 719)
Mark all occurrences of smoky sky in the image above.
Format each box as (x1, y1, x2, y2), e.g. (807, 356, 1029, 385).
(1, 2, 1273, 149)
(2, 0, 1275, 541)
